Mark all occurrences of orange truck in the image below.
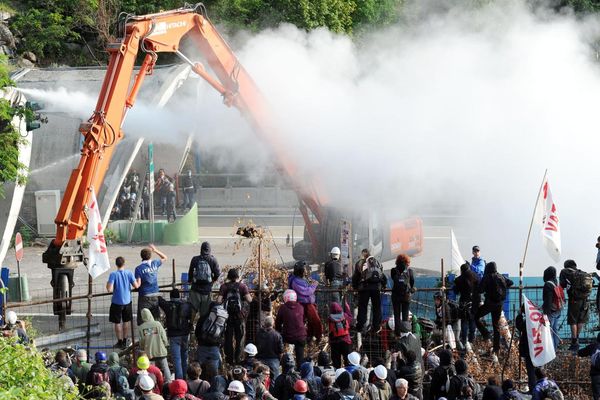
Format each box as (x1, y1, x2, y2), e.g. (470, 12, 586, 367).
(41, 4, 422, 324)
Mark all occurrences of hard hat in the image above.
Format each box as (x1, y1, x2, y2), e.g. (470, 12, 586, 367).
(335, 368, 347, 379)
(228, 380, 245, 393)
(374, 365, 387, 380)
(330, 247, 341, 257)
(283, 289, 297, 303)
(76, 349, 87, 362)
(139, 374, 155, 391)
(348, 351, 360, 366)
(244, 343, 258, 356)
(95, 352, 107, 362)
(294, 379, 308, 393)
(387, 316, 395, 332)
(137, 355, 150, 370)
(6, 310, 17, 325)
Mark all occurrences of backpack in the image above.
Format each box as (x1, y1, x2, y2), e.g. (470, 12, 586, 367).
(362, 258, 383, 283)
(489, 273, 507, 303)
(571, 269, 593, 300)
(193, 257, 212, 284)
(329, 313, 350, 338)
(540, 381, 564, 400)
(395, 268, 412, 301)
(200, 304, 228, 344)
(548, 281, 565, 311)
(91, 369, 111, 386)
(167, 301, 192, 332)
(336, 393, 357, 400)
(451, 374, 478, 399)
(109, 366, 129, 393)
(224, 283, 243, 318)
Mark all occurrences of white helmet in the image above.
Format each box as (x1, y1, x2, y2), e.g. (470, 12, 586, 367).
(374, 365, 387, 380)
(228, 380, 245, 393)
(335, 368, 347, 379)
(387, 316, 395, 332)
(348, 351, 360, 366)
(244, 343, 258, 356)
(6, 311, 17, 325)
(330, 247, 341, 259)
(283, 289, 297, 303)
(138, 374, 155, 391)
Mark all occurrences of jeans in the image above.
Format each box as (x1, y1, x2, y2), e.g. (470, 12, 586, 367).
(152, 356, 172, 383)
(197, 345, 222, 373)
(329, 280, 343, 304)
(475, 302, 503, 353)
(460, 302, 476, 344)
(548, 310, 560, 351)
(183, 189, 195, 209)
(356, 290, 382, 332)
(259, 358, 281, 381)
(224, 319, 246, 365)
(170, 335, 189, 380)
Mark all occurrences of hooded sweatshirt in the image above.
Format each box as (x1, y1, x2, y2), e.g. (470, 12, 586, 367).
(288, 274, 318, 304)
(453, 263, 479, 304)
(328, 302, 352, 345)
(300, 362, 321, 398)
(542, 266, 560, 315)
(335, 371, 356, 399)
(108, 352, 129, 393)
(271, 354, 300, 400)
(479, 262, 513, 305)
(189, 242, 221, 294)
(275, 301, 307, 342)
(138, 308, 169, 358)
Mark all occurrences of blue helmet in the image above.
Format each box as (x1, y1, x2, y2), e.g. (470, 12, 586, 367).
(95, 351, 107, 362)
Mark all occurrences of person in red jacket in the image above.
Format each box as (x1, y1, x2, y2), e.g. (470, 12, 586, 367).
(275, 289, 307, 366)
(328, 302, 352, 369)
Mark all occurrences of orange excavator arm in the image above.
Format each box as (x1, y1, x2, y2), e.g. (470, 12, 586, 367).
(43, 4, 323, 318)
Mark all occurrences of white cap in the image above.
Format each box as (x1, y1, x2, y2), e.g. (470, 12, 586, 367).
(228, 380, 245, 393)
(348, 352, 360, 366)
(283, 289, 297, 303)
(387, 316, 395, 332)
(335, 368, 347, 379)
(139, 374, 155, 391)
(244, 343, 257, 356)
(6, 310, 17, 325)
(330, 247, 341, 258)
(374, 365, 387, 380)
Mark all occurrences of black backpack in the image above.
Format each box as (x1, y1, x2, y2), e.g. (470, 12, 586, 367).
(451, 374, 479, 399)
(193, 257, 212, 284)
(200, 304, 228, 345)
(571, 269, 593, 300)
(224, 283, 243, 318)
(395, 268, 412, 301)
(167, 300, 192, 332)
(489, 273, 507, 303)
(362, 258, 383, 283)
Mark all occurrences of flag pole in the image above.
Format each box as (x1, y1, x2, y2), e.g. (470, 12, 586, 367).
(520, 169, 548, 304)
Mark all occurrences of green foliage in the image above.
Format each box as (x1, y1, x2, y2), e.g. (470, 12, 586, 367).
(560, 0, 600, 13)
(0, 337, 80, 399)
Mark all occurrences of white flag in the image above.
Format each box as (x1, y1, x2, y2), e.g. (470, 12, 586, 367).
(87, 189, 110, 279)
(523, 294, 556, 366)
(450, 229, 464, 271)
(534, 175, 561, 261)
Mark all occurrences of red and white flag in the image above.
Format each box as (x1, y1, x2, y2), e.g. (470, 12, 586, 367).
(87, 188, 110, 279)
(523, 294, 556, 366)
(534, 175, 561, 262)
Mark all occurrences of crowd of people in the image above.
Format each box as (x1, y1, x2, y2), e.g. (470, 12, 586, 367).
(9, 239, 600, 399)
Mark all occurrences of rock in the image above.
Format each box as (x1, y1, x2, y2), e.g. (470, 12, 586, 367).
(0, 22, 15, 48)
(16, 57, 33, 68)
(0, 45, 13, 57)
(22, 51, 36, 63)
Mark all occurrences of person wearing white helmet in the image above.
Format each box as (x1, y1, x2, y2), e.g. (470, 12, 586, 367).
(324, 246, 344, 304)
(242, 343, 258, 371)
(368, 365, 392, 400)
(228, 380, 245, 399)
(275, 289, 307, 366)
(2, 310, 28, 344)
(138, 373, 163, 400)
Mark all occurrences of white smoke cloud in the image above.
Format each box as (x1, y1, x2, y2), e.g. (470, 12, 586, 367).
(20, 0, 600, 275)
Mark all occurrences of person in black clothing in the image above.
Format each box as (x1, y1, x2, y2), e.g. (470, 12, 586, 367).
(541, 266, 562, 351)
(324, 247, 344, 304)
(246, 286, 278, 345)
(256, 316, 284, 380)
(181, 170, 195, 210)
(188, 242, 221, 321)
(333, 370, 357, 400)
(353, 254, 387, 334)
(577, 332, 600, 400)
(428, 349, 454, 400)
(393, 350, 422, 400)
(391, 254, 416, 330)
(475, 262, 513, 357)
(453, 263, 479, 348)
(158, 288, 193, 380)
(481, 375, 502, 400)
(217, 268, 253, 365)
(559, 259, 591, 351)
(447, 359, 480, 400)
(515, 307, 536, 394)
(271, 353, 301, 400)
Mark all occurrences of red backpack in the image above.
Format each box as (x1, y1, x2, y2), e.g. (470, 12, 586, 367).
(549, 281, 565, 311)
(329, 313, 349, 338)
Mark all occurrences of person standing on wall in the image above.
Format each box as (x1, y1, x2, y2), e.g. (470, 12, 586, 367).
(353, 254, 387, 334)
(107, 256, 139, 348)
(135, 244, 168, 325)
(541, 266, 563, 351)
(453, 262, 479, 351)
(181, 169, 196, 211)
(559, 259, 592, 352)
(188, 241, 221, 322)
(324, 247, 344, 304)
(390, 254, 415, 329)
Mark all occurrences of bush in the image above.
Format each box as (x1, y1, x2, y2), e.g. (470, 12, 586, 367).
(0, 337, 80, 399)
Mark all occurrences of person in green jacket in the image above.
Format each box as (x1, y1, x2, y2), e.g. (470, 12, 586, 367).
(138, 308, 171, 383)
(69, 349, 91, 391)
